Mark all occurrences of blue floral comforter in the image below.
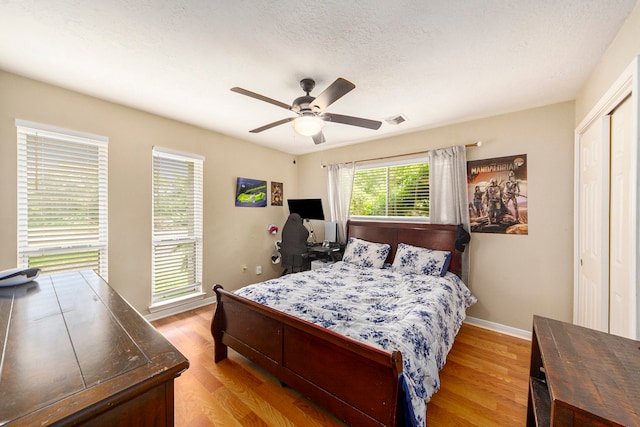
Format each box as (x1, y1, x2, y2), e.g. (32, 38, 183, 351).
(235, 261, 477, 427)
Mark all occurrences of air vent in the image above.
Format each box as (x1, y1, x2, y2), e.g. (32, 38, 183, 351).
(385, 114, 407, 125)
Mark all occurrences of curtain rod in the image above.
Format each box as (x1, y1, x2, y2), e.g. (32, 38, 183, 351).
(320, 141, 482, 168)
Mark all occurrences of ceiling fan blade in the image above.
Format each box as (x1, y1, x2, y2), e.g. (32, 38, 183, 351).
(231, 87, 292, 111)
(322, 112, 382, 130)
(309, 78, 355, 111)
(249, 117, 295, 133)
(312, 131, 326, 145)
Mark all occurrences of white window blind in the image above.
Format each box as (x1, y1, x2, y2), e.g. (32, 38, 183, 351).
(16, 121, 108, 277)
(350, 158, 430, 219)
(152, 148, 203, 304)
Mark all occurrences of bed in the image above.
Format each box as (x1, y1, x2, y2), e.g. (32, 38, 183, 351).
(211, 221, 476, 427)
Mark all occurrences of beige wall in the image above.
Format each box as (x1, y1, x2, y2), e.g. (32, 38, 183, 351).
(576, 1, 640, 123)
(299, 101, 576, 332)
(0, 70, 295, 314)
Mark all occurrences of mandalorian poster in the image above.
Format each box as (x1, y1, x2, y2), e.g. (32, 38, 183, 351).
(467, 154, 528, 234)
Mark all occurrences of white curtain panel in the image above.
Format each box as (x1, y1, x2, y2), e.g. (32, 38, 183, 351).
(327, 162, 354, 244)
(427, 145, 471, 283)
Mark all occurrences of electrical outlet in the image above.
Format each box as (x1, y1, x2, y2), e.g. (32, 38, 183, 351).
(256, 265, 262, 275)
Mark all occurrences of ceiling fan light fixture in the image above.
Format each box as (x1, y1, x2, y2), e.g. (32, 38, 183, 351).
(293, 115, 324, 136)
(232, 77, 379, 144)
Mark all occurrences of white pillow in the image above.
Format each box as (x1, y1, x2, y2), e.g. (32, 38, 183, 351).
(392, 243, 451, 277)
(342, 237, 391, 268)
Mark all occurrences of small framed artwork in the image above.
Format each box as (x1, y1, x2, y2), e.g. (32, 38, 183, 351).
(235, 177, 267, 207)
(271, 181, 283, 206)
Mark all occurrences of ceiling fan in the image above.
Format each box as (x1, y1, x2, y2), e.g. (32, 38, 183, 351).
(231, 77, 382, 145)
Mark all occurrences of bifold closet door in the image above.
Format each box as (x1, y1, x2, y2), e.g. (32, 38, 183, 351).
(609, 95, 634, 338)
(575, 116, 610, 333)
(575, 99, 635, 338)
(575, 56, 639, 340)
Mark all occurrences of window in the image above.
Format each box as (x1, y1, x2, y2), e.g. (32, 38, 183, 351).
(152, 147, 203, 305)
(350, 158, 429, 219)
(16, 120, 108, 277)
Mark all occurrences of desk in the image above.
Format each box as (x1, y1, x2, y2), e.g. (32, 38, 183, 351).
(0, 270, 189, 426)
(308, 244, 342, 263)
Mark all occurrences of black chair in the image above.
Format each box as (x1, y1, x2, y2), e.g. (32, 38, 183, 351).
(280, 213, 310, 275)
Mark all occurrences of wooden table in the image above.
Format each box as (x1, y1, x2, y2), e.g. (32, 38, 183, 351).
(0, 270, 189, 426)
(527, 315, 640, 426)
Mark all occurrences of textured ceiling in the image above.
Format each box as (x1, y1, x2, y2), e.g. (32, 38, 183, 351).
(0, 1, 637, 155)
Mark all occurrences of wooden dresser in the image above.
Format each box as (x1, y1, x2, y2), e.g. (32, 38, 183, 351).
(527, 315, 640, 426)
(0, 270, 189, 426)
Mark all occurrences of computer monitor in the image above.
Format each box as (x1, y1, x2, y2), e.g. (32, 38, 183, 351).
(287, 198, 325, 220)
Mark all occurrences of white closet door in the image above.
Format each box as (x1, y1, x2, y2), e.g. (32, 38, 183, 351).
(609, 95, 635, 338)
(575, 116, 610, 332)
(575, 56, 639, 338)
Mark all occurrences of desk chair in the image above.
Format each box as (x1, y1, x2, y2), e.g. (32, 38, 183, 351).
(280, 213, 310, 275)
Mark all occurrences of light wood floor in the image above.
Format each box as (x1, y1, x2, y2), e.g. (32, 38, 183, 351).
(152, 305, 530, 426)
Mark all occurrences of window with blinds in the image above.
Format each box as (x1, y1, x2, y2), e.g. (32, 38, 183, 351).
(16, 120, 108, 277)
(350, 158, 430, 219)
(152, 147, 203, 305)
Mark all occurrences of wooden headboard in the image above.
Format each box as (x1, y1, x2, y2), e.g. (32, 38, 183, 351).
(346, 220, 463, 278)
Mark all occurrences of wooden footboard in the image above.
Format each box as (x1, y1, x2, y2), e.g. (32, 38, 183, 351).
(211, 285, 404, 427)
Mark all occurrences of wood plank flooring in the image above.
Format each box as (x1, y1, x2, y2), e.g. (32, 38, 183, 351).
(152, 305, 530, 426)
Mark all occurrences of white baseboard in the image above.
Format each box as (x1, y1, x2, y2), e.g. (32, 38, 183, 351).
(145, 296, 216, 322)
(464, 316, 532, 340)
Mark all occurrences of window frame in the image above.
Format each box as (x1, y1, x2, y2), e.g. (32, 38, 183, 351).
(150, 147, 204, 309)
(16, 119, 109, 278)
(349, 157, 430, 223)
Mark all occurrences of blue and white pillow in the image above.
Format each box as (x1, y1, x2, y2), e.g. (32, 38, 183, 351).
(342, 237, 391, 269)
(392, 243, 451, 277)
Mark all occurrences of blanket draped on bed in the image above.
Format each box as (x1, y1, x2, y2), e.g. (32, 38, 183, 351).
(235, 261, 477, 427)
